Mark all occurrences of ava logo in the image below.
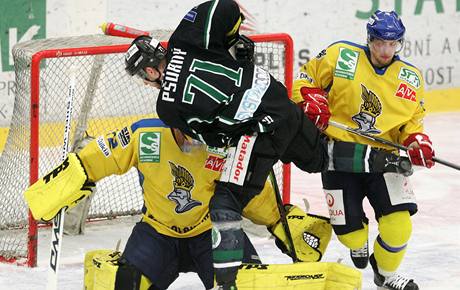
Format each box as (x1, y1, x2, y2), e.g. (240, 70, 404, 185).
(351, 84, 382, 134)
(398, 68, 421, 89)
(395, 83, 416, 102)
(168, 161, 202, 213)
(139, 132, 160, 162)
(205, 155, 225, 172)
(335, 48, 359, 80)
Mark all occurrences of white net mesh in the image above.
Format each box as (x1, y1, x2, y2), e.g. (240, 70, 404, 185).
(0, 31, 291, 265)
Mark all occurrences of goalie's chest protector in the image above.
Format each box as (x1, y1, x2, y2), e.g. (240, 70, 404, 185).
(134, 125, 225, 238)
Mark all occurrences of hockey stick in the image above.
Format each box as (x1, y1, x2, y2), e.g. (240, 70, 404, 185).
(329, 120, 460, 171)
(63, 55, 105, 235)
(269, 168, 299, 262)
(46, 68, 76, 290)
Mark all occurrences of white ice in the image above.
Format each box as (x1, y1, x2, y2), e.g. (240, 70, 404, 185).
(1, 112, 459, 290)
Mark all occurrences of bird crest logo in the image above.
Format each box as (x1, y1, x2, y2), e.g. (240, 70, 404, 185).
(351, 84, 382, 134)
(168, 162, 202, 213)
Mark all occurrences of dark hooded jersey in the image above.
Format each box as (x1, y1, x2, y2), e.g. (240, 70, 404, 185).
(156, 0, 291, 147)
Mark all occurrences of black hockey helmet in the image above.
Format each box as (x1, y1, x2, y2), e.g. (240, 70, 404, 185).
(125, 35, 166, 80)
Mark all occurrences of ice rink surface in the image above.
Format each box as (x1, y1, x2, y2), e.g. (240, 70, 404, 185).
(1, 112, 459, 289)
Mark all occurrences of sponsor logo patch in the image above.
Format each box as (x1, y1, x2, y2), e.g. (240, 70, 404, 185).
(297, 71, 313, 83)
(206, 146, 227, 157)
(96, 136, 111, 157)
(234, 66, 270, 120)
(334, 47, 359, 80)
(324, 190, 345, 225)
(398, 67, 421, 89)
(205, 155, 225, 172)
(230, 135, 256, 185)
(316, 49, 326, 59)
(184, 9, 197, 22)
(139, 132, 160, 162)
(117, 127, 131, 148)
(395, 83, 416, 102)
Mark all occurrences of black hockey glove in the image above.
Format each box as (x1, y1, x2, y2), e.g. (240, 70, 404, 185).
(235, 35, 255, 63)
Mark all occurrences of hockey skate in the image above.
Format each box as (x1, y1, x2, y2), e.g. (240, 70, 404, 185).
(350, 240, 369, 269)
(370, 254, 419, 290)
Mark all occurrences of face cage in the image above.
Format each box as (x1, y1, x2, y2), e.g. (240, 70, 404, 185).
(367, 35, 405, 54)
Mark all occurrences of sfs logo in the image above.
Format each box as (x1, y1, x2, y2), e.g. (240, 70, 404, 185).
(43, 157, 70, 183)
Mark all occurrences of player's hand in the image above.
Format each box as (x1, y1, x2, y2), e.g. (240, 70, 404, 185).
(403, 133, 435, 168)
(300, 87, 330, 131)
(235, 35, 255, 63)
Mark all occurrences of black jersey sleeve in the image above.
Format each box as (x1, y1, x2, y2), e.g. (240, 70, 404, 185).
(170, 0, 242, 51)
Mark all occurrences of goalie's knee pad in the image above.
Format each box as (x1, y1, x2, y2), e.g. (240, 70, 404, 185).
(270, 205, 332, 262)
(374, 211, 412, 273)
(24, 153, 93, 221)
(337, 223, 368, 250)
(84, 250, 152, 290)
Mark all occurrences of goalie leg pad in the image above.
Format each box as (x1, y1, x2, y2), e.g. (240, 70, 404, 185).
(24, 153, 92, 221)
(270, 205, 332, 262)
(236, 262, 362, 290)
(84, 250, 152, 290)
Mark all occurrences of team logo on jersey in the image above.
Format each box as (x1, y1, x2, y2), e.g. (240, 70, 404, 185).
(168, 161, 202, 213)
(395, 83, 417, 102)
(139, 132, 161, 162)
(398, 68, 421, 89)
(334, 48, 359, 80)
(351, 84, 382, 134)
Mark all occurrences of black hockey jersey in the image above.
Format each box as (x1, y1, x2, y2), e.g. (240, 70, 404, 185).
(156, 0, 291, 147)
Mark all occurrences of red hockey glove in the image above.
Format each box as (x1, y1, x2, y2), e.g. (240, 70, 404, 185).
(403, 133, 435, 168)
(300, 87, 330, 131)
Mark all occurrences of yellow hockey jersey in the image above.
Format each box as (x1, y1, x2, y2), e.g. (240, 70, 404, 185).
(292, 41, 426, 151)
(78, 118, 279, 238)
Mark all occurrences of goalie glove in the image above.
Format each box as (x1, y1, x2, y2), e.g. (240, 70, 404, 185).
(300, 87, 330, 131)
(403, 133, 435, 168)
(269, 204, 332, 262)
(24, 153, 95, 221)
(235, 35, 255, 63)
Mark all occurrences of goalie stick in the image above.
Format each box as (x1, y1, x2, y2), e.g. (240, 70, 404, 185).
(329, 120, 460, 171)
(269, 169, 299, 262)
(46, 68, 76, 290)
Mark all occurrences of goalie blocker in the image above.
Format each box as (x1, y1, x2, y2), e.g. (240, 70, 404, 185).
(84, 250, 362, 290)
(24, 153, 94, 221)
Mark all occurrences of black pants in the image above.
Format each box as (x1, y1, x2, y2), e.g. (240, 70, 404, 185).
(122, 222, 260, 289)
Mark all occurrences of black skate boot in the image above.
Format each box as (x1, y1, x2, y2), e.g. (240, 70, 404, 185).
(350, 240, 369, 269)
(370, 254, 419, 290)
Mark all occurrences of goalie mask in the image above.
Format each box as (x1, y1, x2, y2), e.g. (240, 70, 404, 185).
(125, 35, 167, 84)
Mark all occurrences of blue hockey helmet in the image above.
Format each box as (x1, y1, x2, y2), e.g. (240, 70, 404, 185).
(367, 10, 405, 41)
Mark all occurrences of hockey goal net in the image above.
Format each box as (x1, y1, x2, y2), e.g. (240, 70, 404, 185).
(0, 31, 293, 267)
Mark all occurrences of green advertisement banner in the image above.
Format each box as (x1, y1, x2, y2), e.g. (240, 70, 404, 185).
(0, 0, 46, 72)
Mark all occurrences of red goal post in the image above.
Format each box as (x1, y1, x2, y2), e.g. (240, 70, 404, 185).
(0, 32, 293, 267)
